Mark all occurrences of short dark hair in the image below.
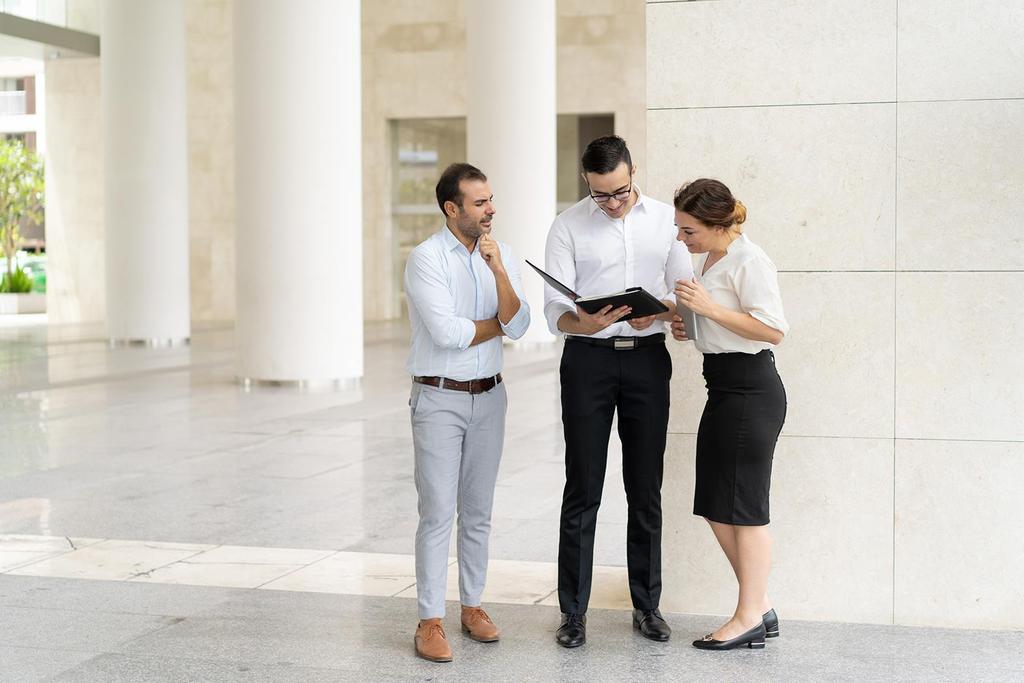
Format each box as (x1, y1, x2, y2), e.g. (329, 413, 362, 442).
(435, 163, 487, 215)
(581, 135, 632, 175)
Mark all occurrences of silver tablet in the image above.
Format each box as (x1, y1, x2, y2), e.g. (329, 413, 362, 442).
(675, 303, 700, 343)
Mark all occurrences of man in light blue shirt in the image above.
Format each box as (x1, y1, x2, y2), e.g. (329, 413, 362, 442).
(404, 162, 530, 662)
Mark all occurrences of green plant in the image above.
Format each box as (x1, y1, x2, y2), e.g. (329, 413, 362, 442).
(0, 266, 32, 293)
(0, 140, 44, 284)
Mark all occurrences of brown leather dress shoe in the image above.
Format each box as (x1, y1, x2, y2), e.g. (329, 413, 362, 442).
(415, 618, 453, 662)
(461, 605, 500, 642)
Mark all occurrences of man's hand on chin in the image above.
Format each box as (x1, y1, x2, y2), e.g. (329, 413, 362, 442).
(479, 233, 505, 274)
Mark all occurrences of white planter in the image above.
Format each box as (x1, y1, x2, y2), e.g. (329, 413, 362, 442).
(0, 293, 46, 314)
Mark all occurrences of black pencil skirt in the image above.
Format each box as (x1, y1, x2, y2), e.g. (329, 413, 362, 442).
(694, 349, 786, 526)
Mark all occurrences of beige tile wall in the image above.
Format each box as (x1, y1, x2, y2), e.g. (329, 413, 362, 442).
(650, 0, 1024, 629)
(895, 440, 1024, 629)
(647, 104, 897, 272)
(897, 0, 1024, 102)
(647, 0, 896, 109)
(43, 58, 104, 325)
(896, 100, 1024, 271)
(185, 0, 235, 323)
(896, 272, 1024, 442)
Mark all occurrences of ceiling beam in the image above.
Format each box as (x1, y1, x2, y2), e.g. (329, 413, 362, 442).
(0, 12, 99, 57)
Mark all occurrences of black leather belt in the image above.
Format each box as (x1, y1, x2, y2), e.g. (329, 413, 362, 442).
(414, 373, 503, 394)
(566, 333, 665, 351)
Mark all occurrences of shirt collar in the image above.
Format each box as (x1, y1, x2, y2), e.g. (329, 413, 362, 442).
(725, 233, 749, 254)
(440, 225, 473, 253)
(586, 184, 650, 217)
(633, 187, 650, 212)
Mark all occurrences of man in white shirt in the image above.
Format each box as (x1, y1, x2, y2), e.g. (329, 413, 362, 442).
(544, 136, 693, 648)
(404, 163, 530, 663)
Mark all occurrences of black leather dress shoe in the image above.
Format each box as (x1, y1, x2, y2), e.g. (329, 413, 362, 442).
(692, 621, 766, 650)
(556, 613, 586, 648)
(632, 608, 671, 642)
(762, 608, 779, 638)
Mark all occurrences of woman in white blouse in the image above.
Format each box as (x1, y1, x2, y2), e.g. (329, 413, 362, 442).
(670, 179, 789, 651)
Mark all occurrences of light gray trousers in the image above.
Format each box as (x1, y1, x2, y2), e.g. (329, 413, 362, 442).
(410, 380, 507, 619)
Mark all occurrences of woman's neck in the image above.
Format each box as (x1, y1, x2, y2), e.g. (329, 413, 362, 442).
(708, 229, 740, 257)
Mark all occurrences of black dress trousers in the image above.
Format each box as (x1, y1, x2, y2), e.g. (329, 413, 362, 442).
(557, 337, 672, 614)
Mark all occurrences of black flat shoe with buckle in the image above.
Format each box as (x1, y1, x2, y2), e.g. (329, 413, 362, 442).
(632, 608, 671, 642)
(692, 621, 766, 651)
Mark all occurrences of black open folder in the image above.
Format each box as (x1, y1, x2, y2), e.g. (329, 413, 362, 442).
(525, 260, 669, 322)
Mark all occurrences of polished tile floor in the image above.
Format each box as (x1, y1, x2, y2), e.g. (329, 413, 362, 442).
(1, 318, 1022, 681)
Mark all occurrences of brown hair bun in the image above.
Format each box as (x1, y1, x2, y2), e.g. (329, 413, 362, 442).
(673, 178, 745, 230)
(731, 199, 747, 225)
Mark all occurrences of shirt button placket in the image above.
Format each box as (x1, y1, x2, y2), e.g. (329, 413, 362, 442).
(623, 216, 634, 290)
(472, 252, 481, 378)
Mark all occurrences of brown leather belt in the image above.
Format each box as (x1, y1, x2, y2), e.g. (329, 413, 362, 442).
(414, 373, 503, 394)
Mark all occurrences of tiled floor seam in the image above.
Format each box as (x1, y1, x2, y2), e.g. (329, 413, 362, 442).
(251, 549, 343, 590)
(1, 534, 631, 609)
(128, 545, 223, 581)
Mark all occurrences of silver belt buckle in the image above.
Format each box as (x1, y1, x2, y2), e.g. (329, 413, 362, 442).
(613, 337, 637, 351)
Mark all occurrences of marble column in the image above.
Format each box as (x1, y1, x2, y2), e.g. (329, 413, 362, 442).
(101, 0, 189, 344)
(466, 0, 556, 343)
(233, 0, 363, 385)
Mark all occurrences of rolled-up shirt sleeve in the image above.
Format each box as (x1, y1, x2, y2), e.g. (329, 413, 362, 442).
(662, 235, 694, 300)
(735, 256, 790, 336)
(543, 217, 578, 335)
(498, 243, 531, 340)
(404, 248, 476, 350)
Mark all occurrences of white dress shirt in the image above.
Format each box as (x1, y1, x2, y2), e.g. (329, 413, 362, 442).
(543, 190, 693, 338)
(405, 226, 531, 380)
(693, 233, 789, 355)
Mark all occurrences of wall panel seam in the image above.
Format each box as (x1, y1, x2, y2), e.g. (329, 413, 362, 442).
(775, 270, 1024, 274)
(893, 0, 900, 628)
(667, 432, 903, 441)
(648, 97, 1024, 112)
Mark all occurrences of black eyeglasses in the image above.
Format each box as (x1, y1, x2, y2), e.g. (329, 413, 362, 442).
(587, 177, 633, 205)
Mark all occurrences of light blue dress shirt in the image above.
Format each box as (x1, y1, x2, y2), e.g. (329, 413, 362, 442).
(404, 226, 531, 381)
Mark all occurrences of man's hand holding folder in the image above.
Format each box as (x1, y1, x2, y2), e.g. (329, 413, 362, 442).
(573, 303, 634, 335)
(627, 313, 659, 331)
(525, 259, 670, 327)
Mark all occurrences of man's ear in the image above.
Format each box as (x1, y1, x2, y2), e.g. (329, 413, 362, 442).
(630, 163, 638, 176)
(444, 200, 458, 218)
